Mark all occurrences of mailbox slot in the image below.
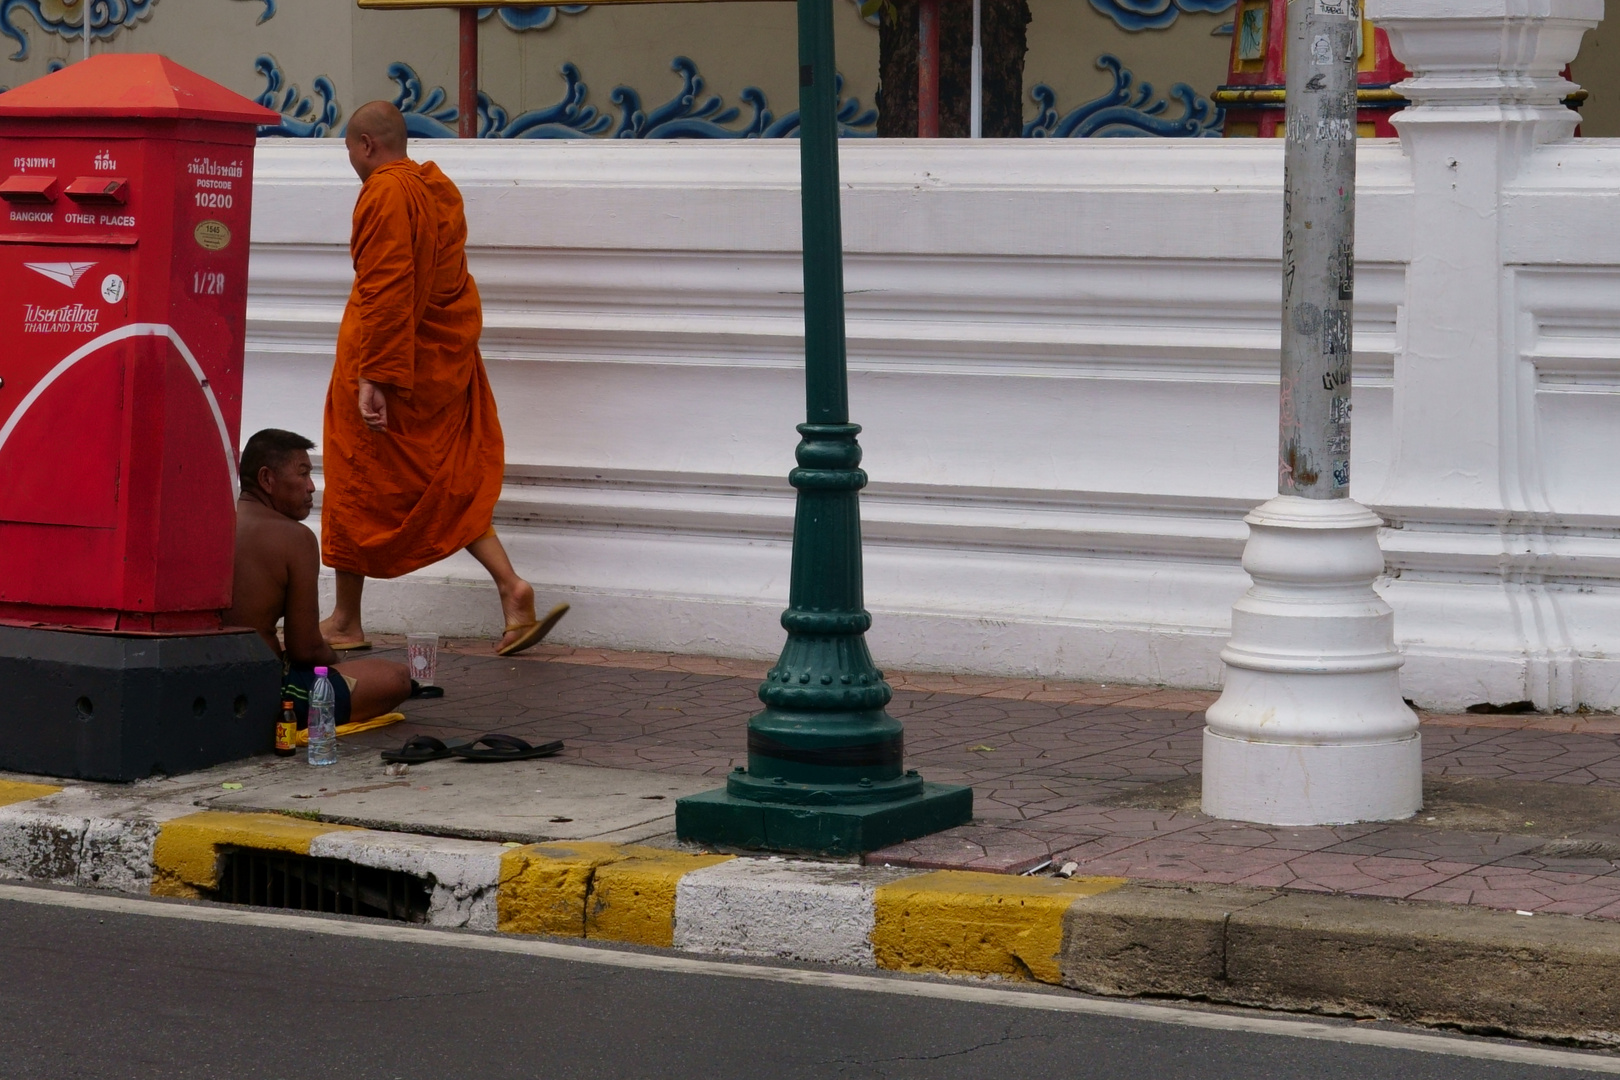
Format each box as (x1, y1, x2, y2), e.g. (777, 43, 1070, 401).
(64, 176, 129, 204)
(0, 175, 58, 203)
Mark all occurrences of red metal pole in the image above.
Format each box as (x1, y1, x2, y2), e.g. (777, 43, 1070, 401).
(917, 0, 939, 137)
(458, 6, 478, 138)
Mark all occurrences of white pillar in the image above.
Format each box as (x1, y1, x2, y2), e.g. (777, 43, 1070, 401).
(1370, 0, 1601, 711)
(1372, 0, 1598, 517)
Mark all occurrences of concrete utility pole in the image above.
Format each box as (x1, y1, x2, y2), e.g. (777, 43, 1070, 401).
(1201, 0, 1421, 825)
(1280, 1, 1356, 493)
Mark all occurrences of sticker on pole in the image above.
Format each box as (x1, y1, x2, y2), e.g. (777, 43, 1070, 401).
(193, 220, 231, 252)
(99, 274, 125, 304)
(1315, 0, 1350, 14)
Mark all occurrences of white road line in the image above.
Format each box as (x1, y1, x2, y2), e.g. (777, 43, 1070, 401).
(2, 882, 1616, 1074)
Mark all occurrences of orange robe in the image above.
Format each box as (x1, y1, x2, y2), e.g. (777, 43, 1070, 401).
(321, 159, 504, 579)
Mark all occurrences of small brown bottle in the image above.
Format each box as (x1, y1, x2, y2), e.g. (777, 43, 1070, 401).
(274, 699, 298, 757)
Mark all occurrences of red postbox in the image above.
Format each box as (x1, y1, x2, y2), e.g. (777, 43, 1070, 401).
(0, 56, 282, 780)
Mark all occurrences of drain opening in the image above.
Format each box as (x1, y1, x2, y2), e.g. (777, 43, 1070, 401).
(210, 848, 431, 923)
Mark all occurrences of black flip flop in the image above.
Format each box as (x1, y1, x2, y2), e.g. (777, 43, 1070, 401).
(447, 734, 564, 762)
(410, 680, 445, 700)
(380, 735, 454, 764)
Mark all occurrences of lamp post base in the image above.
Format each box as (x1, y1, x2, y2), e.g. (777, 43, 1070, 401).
(676, 780, 972, 857)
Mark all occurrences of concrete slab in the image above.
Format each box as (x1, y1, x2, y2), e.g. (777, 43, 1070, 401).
(197, 755, 716, 844)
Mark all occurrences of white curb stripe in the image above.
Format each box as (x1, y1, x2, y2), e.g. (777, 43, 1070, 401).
(308, 831, 504, 930)
(2, 883, 1617, 1074)
(675, 858, 904, 967)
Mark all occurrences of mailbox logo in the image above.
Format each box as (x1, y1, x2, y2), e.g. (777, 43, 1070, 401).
(24, 261, 95, 289)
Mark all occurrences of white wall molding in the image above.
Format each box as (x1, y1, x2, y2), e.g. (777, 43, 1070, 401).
(249, 135, 1620, 709)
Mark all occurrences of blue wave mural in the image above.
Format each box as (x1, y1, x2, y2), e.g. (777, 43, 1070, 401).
(475, 2, 874, 32)
(0, 0, 271, 59)
(0, 50, 55, 92)
(1022, 55, 1223, 138)
(250, 54, 1212, 143)
(255, 55, 339, 138)
(1090, 0, 1235, 32)
(383, 56, 876, 140)
(479, 4, 587, 31)
(389, 59, 611, 138)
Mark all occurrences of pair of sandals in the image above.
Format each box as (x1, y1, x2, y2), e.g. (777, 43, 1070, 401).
(381, 733, 563, 764)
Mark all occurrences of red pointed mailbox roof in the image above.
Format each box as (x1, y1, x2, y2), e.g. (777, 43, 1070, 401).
(0, 53, 277, 124)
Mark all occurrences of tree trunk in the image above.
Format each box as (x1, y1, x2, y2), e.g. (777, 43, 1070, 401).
(877, 0, 1031, 138)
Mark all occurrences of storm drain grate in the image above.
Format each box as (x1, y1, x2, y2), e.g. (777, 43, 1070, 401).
(211, 849, 431, 923)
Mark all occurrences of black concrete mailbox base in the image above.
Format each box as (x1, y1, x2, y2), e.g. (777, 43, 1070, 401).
(0, 624, 281, 782)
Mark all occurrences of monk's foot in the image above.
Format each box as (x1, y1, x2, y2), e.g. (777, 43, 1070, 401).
(320, 614, 369, 649)
(494, 579, 537, 653)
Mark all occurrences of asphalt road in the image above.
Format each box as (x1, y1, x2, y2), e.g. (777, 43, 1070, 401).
(0, 885, 1613, 1080)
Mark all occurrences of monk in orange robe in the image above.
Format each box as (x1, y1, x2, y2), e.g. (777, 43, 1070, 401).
(318, 101, 566, 656)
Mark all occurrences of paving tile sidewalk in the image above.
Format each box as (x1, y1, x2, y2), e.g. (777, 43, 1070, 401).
(349, 636, 1620, 920)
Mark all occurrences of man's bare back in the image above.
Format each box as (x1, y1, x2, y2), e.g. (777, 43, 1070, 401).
(229, 429, 410, 726)
(230, 496, 330, 666)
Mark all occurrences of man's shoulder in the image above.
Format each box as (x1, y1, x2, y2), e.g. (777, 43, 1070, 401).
(238, 501, 318, 552)
(359, 162, 428, 215)
(417, 161, 466, 211)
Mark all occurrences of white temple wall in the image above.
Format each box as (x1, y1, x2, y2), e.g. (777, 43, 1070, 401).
(243, 124, 1620, 711)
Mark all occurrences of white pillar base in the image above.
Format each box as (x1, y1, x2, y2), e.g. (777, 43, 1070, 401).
(1202, 729, 1421, 825)
(1202, 496, 1422, 825)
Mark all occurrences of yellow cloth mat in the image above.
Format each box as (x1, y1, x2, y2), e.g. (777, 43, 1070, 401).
(294, 711, 405, 747)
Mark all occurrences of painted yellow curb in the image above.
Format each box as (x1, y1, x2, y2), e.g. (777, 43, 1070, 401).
(498, 841, 628, 937)
(151, 811, 360, 899)
(588, 849, 733, 947)
(873, 870, 1126, 984)
(0, 780, 62, 808)
(497, 842, 732, 943)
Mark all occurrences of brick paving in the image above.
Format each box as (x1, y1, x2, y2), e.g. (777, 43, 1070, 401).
(347, 636, 1620, 919)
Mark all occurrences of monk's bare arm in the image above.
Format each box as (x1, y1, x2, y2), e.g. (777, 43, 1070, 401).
(283, 526, 338, 668)
(351, 174, 420, 394)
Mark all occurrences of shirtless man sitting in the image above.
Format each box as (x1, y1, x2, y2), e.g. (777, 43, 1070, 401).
(227, 428, 411, 726)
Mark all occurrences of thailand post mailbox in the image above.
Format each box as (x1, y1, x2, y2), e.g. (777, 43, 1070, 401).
(0, 55, 282, 781)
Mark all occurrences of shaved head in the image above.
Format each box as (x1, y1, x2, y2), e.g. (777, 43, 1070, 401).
(348, 101, 407, 151)
(344, 101, 409, 182)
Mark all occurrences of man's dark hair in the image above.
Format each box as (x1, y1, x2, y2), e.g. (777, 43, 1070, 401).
(239, 428, 315, 491)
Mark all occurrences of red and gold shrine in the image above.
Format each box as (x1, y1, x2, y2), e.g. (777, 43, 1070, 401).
(1213, 0, 1409, 138)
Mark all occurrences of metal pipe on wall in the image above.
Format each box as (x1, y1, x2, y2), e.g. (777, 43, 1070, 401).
(918, 0, 940, 137)
(970, 0, 982, 137)
(458, 6, 478, 138)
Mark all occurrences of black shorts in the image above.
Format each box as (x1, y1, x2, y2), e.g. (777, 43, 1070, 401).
(280, 665, 353, 728)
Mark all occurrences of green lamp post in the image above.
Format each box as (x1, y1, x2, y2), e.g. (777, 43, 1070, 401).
(675, 0, 973, 856)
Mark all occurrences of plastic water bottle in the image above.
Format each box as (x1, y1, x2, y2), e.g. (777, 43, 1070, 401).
(307, 667, 338, 766)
